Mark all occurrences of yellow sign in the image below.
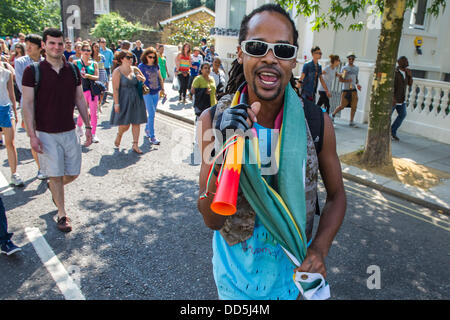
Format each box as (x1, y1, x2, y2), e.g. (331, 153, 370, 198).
(414, 36, 423, 47)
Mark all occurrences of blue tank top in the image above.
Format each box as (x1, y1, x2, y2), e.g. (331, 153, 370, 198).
(212, 123, 299, 300)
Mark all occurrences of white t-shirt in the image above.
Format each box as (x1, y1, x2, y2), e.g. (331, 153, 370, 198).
(0, 67, 12, 106)
(318, 65, 337, 92)
(211, 69, 227, 93)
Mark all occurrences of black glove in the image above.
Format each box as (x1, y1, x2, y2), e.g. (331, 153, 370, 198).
(215, 103, 251, 142)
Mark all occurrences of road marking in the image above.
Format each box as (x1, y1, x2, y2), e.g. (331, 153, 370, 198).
(344, 181, 448, 216)
(25, 227, 86, 300)
(0, 170, 15, 195)
(345, 189, 449, 231)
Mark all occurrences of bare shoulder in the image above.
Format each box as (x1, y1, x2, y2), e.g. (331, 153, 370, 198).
(199, 107, 213, 132)
(112, 68, 120, 77)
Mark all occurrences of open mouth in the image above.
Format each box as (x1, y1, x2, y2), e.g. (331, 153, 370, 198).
(257, 70, 280, 89)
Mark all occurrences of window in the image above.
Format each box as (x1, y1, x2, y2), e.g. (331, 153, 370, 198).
(444, 73, 450, 83)
(410, 0, 427, 29)
(229, 0, 246, 30)
(94, 0, 109, 14)
(411, 69, 426, 79)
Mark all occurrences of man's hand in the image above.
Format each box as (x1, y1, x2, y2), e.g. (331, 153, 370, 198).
(326, 90, 331, 98)
(84, 129, 93, 147)
(30, 136, 44, 154)
(114, 105, 120, 113)
(215, 102, 260, 142)
(406, 68, 412, 77)
(294, 246, 327, 278)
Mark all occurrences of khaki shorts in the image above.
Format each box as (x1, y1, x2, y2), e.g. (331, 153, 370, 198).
(341, 90, 358, 111)
(36, 129, 82, 177)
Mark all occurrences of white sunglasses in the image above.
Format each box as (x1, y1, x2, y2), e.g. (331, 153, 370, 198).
(240, 40, 298, 60)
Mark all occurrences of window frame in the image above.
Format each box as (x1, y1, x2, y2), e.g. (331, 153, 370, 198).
(228, 0, 247, 31)
(94, 0, 110, 15)
(409, 0, 428, 30)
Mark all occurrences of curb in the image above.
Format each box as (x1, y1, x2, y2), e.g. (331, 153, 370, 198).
(157, 109, 450, 215)
(157, 109, 195, 125)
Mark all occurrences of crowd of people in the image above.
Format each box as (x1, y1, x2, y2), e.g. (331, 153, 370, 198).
(296, 45, 412, 138)
(0, 28, 228, 255)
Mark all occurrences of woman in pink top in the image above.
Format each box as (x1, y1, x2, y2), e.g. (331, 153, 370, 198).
(175, 43, 191, 104)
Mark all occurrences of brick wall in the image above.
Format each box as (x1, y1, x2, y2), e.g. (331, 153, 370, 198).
(112, 0, 171, 28)
(62, 0, 171, 40)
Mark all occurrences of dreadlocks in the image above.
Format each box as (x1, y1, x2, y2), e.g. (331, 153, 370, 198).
(225, 3, 299, 96)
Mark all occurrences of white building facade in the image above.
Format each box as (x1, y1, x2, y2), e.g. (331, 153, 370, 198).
(212, 0, 450, 144)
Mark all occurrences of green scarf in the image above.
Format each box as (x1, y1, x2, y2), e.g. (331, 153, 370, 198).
(239, 83, 308, 265)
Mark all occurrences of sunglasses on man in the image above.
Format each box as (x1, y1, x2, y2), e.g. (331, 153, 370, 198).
(240, 40, 298, 60)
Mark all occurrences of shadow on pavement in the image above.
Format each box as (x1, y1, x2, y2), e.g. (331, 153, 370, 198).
(88, 148, 145, 177)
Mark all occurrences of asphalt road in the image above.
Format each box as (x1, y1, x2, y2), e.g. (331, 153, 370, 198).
(1, 101, 449, 300)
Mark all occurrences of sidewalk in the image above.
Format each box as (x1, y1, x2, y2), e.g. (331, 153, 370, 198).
(156, 81, 450, 214)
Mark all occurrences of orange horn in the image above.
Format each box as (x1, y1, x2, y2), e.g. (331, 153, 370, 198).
(211, 136, 245, 215)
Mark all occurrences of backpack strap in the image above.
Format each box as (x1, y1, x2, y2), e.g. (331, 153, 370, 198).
(302, 98, 325, 216)
(68, 62, 79, 85)
(31, 62, 41, 97)
(302, 98, 324, 154)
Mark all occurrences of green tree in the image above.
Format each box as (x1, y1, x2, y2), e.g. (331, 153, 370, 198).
(0, 0, 60, 35)
(167, 17, 214, 46)
(277, 0, 446, 169)
(90, 12, 152, 46)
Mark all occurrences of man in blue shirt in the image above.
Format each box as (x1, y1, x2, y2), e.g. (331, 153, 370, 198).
(99, 38, 114, 79)
(205, 45, 219, 63)
(63, 39, 75, 61)
(99, 38, 114, 104)
(299, 46, 330, 102)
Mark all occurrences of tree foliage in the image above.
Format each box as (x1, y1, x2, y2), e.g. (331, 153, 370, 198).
(90, 12, 152, 46)
(276, 0, 446, 31)
(167, 17, 214, 47)
(0, 0, 60, 35)
(172, 0, 215, 16)
(276, 0, 446, 168)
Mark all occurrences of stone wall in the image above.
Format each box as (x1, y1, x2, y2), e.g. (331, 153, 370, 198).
(133, 31, 162, 49)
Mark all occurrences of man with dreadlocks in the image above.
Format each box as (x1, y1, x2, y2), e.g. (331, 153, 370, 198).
(197, 4, 346, 300)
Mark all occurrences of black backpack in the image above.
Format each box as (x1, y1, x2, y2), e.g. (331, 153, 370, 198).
(302, 97, 324, 154)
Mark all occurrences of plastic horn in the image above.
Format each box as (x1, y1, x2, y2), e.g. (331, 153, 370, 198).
(210, 136, 245, 215)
